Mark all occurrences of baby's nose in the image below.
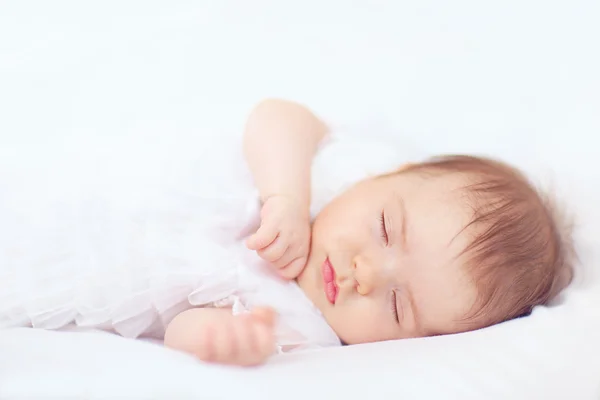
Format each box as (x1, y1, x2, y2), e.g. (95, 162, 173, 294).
(352, 256, 384, 296)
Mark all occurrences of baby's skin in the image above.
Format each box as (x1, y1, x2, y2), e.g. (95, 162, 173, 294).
(164, 99, 477, 366)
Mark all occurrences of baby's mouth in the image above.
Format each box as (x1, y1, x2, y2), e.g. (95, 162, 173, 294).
(322, 257, 338, 305)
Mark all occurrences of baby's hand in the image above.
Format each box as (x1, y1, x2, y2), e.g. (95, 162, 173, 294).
(164, 307, 277, 367)
(246, 195, 311, 280)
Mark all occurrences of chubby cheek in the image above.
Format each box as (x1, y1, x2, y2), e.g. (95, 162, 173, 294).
(312, 207, 369, 249)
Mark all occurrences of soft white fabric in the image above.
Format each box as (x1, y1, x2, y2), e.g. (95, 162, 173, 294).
(1, 1, 600, 399)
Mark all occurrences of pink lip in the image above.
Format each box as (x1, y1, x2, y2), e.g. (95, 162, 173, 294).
(322, 258, 338, 304)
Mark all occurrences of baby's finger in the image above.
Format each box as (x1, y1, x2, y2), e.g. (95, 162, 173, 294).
(252, 320, 276, 359)
(231, 314, 260, 365)
(246, 222, 279, 250)
(250, 307, 277, 327)
(213, 318, 237, 363)
(257, 236, 289, 263)
(278, 256, 307, 280)
(270, 245, 301, 270)
(229, 313, 273, 366)
(196, 323, 216, 362)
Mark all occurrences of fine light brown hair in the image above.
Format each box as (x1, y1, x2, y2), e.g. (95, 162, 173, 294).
(402, 155, 575, 329)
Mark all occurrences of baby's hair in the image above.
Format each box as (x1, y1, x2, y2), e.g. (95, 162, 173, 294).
(401, 155, 575, 329)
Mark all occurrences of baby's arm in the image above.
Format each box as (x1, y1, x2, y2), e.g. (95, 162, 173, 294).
(243, 99, 328, 278)
(164, 307, 276, 366)
(243, 98, 328, 208)
(164, 100, 326, 366)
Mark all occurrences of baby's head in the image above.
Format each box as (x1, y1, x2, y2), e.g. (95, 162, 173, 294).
(296, 155, 574, 344)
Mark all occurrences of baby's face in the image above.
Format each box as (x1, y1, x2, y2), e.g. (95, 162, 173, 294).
(296, 170, 478, 344)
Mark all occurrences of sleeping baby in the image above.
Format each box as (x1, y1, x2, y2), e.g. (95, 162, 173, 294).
(0, 99, 574, 367)
(163, 99, 575, 365)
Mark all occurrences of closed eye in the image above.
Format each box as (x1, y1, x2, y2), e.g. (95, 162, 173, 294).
(379, 211, 389, 245)
(391, 291, 400, 323)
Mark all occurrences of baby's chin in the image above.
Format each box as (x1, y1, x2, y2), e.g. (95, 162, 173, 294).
(295, 254, 323, 308)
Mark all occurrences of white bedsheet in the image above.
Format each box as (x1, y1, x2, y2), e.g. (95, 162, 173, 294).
(1, 1, 600, 399)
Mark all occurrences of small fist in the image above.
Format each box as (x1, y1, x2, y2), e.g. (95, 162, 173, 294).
(165, 307, 277, 367)
(246, 195, 311, 280)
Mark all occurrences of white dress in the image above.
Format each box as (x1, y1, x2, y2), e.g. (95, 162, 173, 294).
(0, 126, 420, 352)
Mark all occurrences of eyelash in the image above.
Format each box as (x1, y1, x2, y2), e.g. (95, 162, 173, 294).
(380, 212, 397, 323)
(391, 291, 400, 323)
(379, 211, 389, 244)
